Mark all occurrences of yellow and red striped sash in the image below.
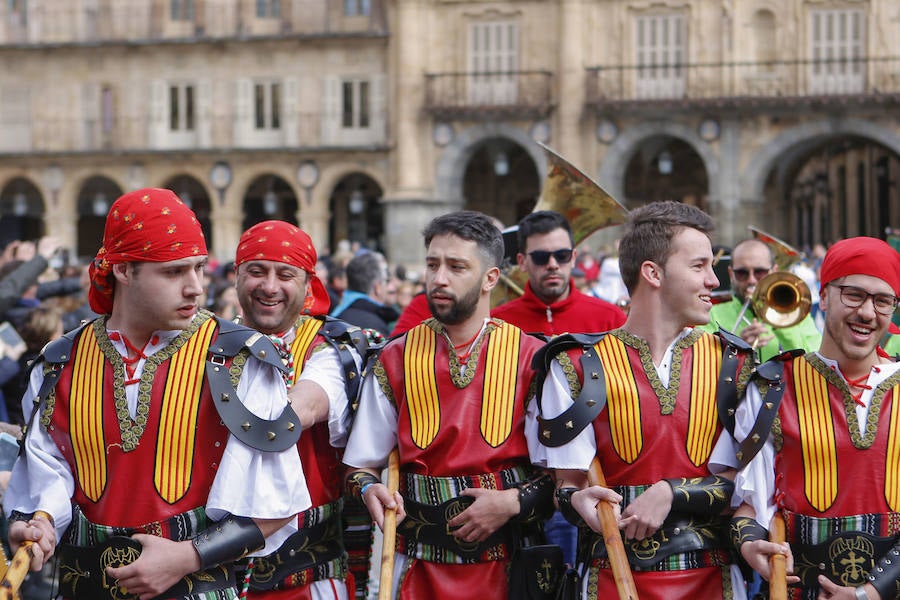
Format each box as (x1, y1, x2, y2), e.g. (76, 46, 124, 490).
(686, 334, 722, 467)
(69, 327, 107, 502)
(480, 323, 520, 447)
(595, 335, 642, 464)
(794, 357, 838, 512)
(886, 386, 900, 511)
(290, 317, 324, 382)
(404, 323, 522, 449)
(155, 317, 218, 503)
(404, 326, 440, 449)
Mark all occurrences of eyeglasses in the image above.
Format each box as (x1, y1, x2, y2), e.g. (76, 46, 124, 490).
(732, 267, 771, 282)
(527, 249, 573, 266)
(830, 284, 898, 316)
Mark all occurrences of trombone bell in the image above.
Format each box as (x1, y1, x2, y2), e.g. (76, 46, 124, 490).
(750, 272, 812, 329)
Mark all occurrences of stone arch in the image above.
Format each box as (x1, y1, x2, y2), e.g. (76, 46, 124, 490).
(743, 119, 900, 199)
(434, 123, 547, 204)
(599, 120, 720, 208)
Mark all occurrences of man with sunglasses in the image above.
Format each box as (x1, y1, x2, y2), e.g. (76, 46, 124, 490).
(700, 238, 820, 361)
(716, 236, 900, 600)
(492, 211, 625, 337)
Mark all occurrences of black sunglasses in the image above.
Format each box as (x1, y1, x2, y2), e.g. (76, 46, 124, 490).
(732, 267, 771, 282)
(528, 249, 573, 266)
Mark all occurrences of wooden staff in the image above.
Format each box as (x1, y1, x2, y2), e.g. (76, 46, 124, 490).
(378, 448, 400, 600)
(768, 512, 787, 600)
(0, 510, 52, 600)
(588, 457, 638, 600)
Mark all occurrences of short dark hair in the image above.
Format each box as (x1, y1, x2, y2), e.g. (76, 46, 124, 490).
(618, 201, 715, 294)
(423, 211, 504, 269)
(346, 251, 386, 294)
(516, 210, 573, 251)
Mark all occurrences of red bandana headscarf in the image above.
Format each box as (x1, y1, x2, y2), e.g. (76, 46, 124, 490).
(88, 188, 207, 314)
(235, 220, 330, 316)
(819, 236, 900, 296)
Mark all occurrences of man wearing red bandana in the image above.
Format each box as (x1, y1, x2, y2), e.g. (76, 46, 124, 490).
(234, 220, 366, 600)
(4, 188, 310, 600)
(531, 201, 754, 600)
(716, 236, 900, 600)
(343, 211, 554, 600)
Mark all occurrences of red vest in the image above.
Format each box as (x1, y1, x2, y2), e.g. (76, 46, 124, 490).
(290, 316, 344, 508)
(378, 320, 542, 476)
(47, 316, 230, 528)
(775, 355, 900, 517)
(567, 330, 733, 485)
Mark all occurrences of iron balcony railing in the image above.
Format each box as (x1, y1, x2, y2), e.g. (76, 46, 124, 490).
(0, 0, 388, 46)
(424, 70, 555, 120)
(586, 56, 900, 108)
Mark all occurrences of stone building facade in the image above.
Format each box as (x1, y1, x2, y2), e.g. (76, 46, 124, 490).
(0, 0, 897, 268)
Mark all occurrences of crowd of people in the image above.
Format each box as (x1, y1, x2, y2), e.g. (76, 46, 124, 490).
(0, 188, 898, 600)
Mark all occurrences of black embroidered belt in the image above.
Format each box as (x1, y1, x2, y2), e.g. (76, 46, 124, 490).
(398, 495, 514, 561)
(791, 530, 897, 589)
(584, 515, 732, 571)
(57, 536, 234, 600)
(249, 504, 345, 590)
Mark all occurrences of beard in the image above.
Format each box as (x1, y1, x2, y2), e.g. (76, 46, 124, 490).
(427, 283, 482, 326)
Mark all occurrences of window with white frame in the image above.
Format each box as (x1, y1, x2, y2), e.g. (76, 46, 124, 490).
(169, 84, 195, 131)
(255, 82, 281, 130)
(342, 79, 370, 129)
(467, 21, 518, 104)
(809, 8, 865, 94)
(634, 14, 686, 99)
(344, 0, 370, 17)
(256, 0, 280, 18)
(170, 0, 193, 21)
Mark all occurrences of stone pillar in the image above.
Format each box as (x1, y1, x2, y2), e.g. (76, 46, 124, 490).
(715, 117, 744, 246)
(557, 0, 588, 158)
(211, 188, 243, 260)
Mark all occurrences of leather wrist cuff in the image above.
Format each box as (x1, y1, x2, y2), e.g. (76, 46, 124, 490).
(665, 475, 734, 515)
(729, 516, 768, 551)
(867, 542, 900, 600)
(514, 472, 554, 523)
(555, 487, 586, 528)
(191, 515, 265, 570)
(8, 510, 34, 524)
(346, 470, 380, 500)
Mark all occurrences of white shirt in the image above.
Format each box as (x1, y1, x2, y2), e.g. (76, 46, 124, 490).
(5, 324, 311, 555)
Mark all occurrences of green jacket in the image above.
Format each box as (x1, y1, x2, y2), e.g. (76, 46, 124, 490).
(699, 296, 821, 362)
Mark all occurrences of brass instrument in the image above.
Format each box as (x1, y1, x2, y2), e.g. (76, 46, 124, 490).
(750, 271, 813, 329)
(748, 226, 804, 271)
(733, 271, 812, 331)
(492, 143, 628, 307)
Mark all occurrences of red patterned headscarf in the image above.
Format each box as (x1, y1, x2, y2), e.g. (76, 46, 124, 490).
(235, 220, 330, 316)
(88, 188, 207, 314)
(819, 237, 900, 296)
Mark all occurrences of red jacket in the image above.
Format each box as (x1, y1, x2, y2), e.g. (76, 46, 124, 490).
(491, 278, 625, 336)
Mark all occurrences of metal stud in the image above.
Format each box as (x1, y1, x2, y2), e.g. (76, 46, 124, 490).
(735, 451, 743, 461)
(221, 393, 230, 402)
(765, 402, 774, 410)
(724, 376, 733, 383)
(258, 350, 267, 359)
(751, 434, 760, 443)
(242, 422, 251, 431)
(727, 408, 735, 416)
(591, 372, 600, 379)
(586, 400, 596, 408)
(267, 431, 276, 441)
(565, 420, 573, 430)
(287, 422, 296, 431)
(542, 430, 551, 439)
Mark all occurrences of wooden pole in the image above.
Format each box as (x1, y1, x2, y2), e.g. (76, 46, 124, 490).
(588, 457, 638, 600)
(377, 448, 400, 600)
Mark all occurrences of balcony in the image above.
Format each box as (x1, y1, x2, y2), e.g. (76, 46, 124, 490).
(424, 70, 555, 121)
(586, 56, 900, 114)
(0, 0, 388, 47)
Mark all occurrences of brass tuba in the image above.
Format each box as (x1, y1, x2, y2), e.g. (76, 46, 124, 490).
(492, 143, 628, 307)
(749, 271, 812, 329)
